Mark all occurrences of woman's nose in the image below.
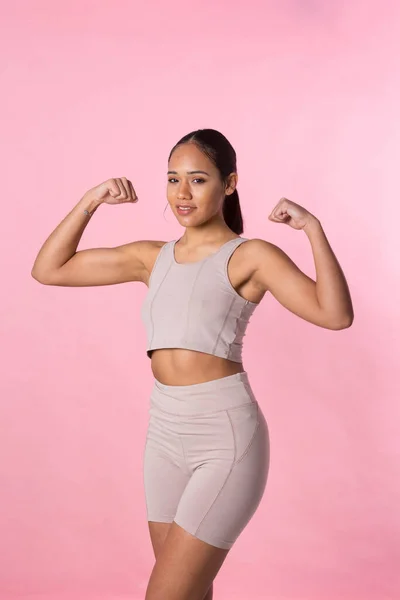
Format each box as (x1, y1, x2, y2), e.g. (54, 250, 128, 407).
(177, 183, 191, 198)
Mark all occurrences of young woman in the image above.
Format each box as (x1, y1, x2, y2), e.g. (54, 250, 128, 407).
(31, 129, 354, 600)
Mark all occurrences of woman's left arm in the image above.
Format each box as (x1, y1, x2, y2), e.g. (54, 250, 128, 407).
(251, 197, 354, 330)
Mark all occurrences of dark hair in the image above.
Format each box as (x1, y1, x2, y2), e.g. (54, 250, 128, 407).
(168, 128, 244, 235)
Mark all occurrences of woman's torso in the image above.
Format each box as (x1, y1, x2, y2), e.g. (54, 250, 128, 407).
(142, 237, 266, 385)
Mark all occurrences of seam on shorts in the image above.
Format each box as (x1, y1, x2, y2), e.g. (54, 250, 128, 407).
(226, 403, 260, 465)
(149, 404, 247, 418)
(178, 434, 191, 476)
(150, 396, 256, 418)
(148, 515, 175, 524)
(186, 405, 261, 540)
(235, 419, 261, 465)
(150, 397, 227, 417)
(242, 380, 257, 403)
(194, 420, 237, 537)
(222, 400, 256, 413)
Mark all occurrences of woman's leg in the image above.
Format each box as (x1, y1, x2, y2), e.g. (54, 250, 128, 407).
(145, 520, 225, 600)
(148, 521, 214, 599)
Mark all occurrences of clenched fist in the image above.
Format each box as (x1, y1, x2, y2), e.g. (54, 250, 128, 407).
(85, 177, 138, 206)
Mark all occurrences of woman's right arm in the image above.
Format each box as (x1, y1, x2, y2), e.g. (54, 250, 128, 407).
(31, 177, 152, 287)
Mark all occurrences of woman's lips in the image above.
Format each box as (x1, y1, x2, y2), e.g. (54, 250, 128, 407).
(176, 206, 196, 216)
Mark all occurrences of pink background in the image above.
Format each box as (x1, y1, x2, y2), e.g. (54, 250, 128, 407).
(1, 1, 399, 599)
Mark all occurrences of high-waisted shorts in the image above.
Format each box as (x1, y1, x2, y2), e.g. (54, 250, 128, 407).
(143, 371, 270, 550)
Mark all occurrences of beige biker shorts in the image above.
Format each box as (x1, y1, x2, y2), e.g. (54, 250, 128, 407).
(143, 371, 270, 550)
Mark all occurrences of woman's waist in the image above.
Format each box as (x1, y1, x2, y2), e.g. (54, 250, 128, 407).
(150, 348, 244, 386)
(149, 368, 257, 418)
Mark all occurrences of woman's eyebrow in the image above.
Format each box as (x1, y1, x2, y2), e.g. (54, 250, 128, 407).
(167, 170, 210, 175)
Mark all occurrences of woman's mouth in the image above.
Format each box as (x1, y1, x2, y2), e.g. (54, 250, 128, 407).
(176, 205, 196, 216)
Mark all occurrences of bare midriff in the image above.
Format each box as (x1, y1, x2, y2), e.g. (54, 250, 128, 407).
(150, 349, 245, 386)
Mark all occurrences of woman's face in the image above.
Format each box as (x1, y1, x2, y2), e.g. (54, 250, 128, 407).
(167, 142, 237, 227)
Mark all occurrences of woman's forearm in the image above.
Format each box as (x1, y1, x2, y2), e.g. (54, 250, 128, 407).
(303, 216, 354, 326)
(31, 193, 102, 279)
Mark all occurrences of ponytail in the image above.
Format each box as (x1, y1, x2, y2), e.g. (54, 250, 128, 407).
(222, 188, 243, 235)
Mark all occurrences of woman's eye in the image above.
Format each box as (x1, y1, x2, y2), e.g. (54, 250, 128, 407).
(168, 178, 205, 183)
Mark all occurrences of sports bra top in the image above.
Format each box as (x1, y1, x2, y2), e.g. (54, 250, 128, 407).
(140, 237, 259, 362)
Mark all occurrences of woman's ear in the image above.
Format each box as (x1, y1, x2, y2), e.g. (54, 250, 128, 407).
(225, 172, 238, 195)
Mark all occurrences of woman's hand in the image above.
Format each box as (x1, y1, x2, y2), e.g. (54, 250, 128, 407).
(268, 197, 315, 230)
(85, 177, 138, 206)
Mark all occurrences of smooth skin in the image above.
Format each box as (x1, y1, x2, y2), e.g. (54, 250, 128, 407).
(31, 142, 354, 600)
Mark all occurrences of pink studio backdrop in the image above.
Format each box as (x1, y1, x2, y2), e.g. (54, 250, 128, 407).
(1, 1, 399, 599)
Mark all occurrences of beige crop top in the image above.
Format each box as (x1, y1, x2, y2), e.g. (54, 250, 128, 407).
(140, 237, 259, 362)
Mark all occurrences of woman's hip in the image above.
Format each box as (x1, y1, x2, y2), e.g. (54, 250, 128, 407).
(145, 370, 269, 471)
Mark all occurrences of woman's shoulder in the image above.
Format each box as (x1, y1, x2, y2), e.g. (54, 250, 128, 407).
(236, 237, 287, 278)
(239, 237, 282, 261)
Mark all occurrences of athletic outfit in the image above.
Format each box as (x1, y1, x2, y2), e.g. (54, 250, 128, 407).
(140, 237, 270, 549)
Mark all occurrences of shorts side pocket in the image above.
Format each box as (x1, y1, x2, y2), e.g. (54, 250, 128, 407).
(226, 402, 260, 464)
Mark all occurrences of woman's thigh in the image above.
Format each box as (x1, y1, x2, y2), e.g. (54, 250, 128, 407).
(148, 521, 173, 560)
(145, 520, 228, 600)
